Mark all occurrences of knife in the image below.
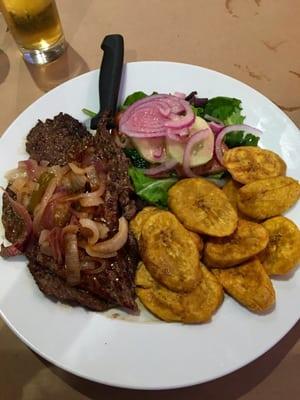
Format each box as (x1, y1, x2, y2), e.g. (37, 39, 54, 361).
(90, 34, 124, 130)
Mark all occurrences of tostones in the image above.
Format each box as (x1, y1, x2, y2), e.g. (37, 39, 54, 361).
(135, 262, 223, 323)
(129, 206, 160, 243)
(168, 178, 238, 237)
(259, 216, 300, 275)
(130, 206, 203, 254)
(188, 231, 204, 254)
(222, 179, 242, 211)
(223, 146, 286, 184)
(204, 219, 269, 267)
(212, 258, 275, 312)
(237, 176, 300, 220)
(141, 211, 202, 292)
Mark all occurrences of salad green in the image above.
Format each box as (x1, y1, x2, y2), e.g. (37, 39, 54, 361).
(121, 91, 148, 110)
(204, 96, 245, 125)
(123, 148, 150, 169)
(82, 91, 261, 208)
(128, 167, 178, 208)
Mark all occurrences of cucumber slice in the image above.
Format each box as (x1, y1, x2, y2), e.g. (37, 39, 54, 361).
(166, 117, 214, 167)
(132, 137, 167, 163)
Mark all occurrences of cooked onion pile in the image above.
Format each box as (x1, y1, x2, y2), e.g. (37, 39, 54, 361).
(1, 159, 129, 286)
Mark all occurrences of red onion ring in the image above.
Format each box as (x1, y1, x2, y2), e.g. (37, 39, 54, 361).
(164, 102, 195, 129)
(209, 121, 224, 135)
(215, 124, 262, 166)
(174, 92, 186, 99)
(143, 159, 178, 176)
(204, 114, 224, 124)
(119, 94, 195, 138)
(183, 129, 211, 177)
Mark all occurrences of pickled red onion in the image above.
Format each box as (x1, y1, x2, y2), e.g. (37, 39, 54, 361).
(215, 124, 262, 166)
(183, 129, 211, 177)
(143, 159, 178, 176)
(119, 94, 195, 138)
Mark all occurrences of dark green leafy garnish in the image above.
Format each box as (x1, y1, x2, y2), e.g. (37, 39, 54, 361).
(204, 97, 245, 125)
(123, 148, 150, 169)
(121, 91, 148, 110)
(191, 105, 205, 118)
(128, 167, 178, 208)
(206, 171, 227, 180)
(225, 132, 260, 148)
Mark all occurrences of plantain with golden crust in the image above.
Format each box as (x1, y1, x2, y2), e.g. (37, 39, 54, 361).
(204, 219, 269, 268)
(135, 262, 223, 323)
(212, 258, 275, 312)
(130, 206, 203, 254)
(188, 231, 204, 254)
(129, 206, 160, 243)
(259, 216, 300, 275)
(223, 147, 286, 184)
(168, 178, 238, 237)
(140, 211, 202, 292)
(222, 179, 242, 211)
(237, 176, 300, 220)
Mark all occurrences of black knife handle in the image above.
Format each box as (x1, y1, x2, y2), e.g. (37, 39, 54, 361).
(90, 34, 124, 129)
(100, 34, 124, 114)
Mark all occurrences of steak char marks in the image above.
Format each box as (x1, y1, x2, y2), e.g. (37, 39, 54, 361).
(3, 113, 138, 312)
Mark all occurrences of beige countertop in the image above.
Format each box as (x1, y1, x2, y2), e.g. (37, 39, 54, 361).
(0, 0, 299, 398)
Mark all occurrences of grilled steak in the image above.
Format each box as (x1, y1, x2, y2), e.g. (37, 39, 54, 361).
(3, 113, 139, 312)
(2, 188, 24, 244)
(28, 260, 112, 312)
(26, 113, 92, 166)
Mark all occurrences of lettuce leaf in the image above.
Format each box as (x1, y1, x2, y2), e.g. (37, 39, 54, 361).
(121, 91, 148, 110)
(225, 132, 260, 148)
(204, 96, 245, 125)
(123, 148, 150, 168)
(128, 167, 177, 208)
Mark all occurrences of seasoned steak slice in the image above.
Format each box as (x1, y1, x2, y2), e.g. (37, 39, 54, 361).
(28, 260, 112, 312)
(95, 113, 136, 231)
(29, 235, 139, 311)
(26, 113, 92, 166)
(2, 188, 24, 244)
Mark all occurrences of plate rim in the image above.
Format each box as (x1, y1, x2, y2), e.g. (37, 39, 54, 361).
(0, 60, 299, 390)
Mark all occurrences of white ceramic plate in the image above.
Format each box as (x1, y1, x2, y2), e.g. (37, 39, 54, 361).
(0, 62, 299, 390)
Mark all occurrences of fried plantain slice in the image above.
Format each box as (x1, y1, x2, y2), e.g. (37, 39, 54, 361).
(237, 176, 300, 220)
(204, 219, 269, 268)
(141, 211, 202, 292)
(129, 206, 160, 243)
(188, 231, 204, 254)
(223, 147, 286, 184)
(168, 178, 238, 237)
(222, 179, 242, 211)
(135, 262, 223, 323)
(135, 262, 183, 322)
(212, 258, 275, 312)
(182, 264, 224, 323)
(130, 206, 203, 254)
(259, 216, 300, 275)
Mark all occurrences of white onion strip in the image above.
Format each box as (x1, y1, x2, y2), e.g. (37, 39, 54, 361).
(88, 217, 128, 255)
(79, 218, 100, 245)
(64, 233, 80, 286)
(33, 177, 57, 235)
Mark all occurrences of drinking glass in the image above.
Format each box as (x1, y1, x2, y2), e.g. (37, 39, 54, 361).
(0, 0, 65, 64)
